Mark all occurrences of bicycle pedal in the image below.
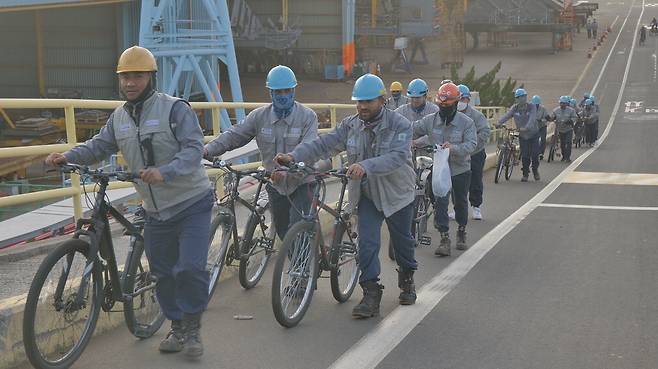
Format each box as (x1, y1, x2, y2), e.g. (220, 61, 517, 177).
(419, 236, 432, 246)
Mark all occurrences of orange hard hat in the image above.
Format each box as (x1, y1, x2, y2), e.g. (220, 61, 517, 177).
(435, 83, 461, 106)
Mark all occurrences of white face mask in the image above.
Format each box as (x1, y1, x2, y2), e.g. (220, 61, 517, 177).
(457, 101, 468, 111)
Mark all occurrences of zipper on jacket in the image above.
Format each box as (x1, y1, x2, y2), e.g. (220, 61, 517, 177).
(128, 103, 160, 211)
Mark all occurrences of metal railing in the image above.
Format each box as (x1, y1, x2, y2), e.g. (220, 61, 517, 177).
(0, 98, 506, 221)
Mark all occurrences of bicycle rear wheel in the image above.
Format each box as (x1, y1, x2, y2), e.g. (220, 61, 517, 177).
(238, 213, 275, 290)
(207, 208, 234, 300)
(23, 239, 102, 369)
(330, 220, 359, 303)
(271, 221, 318, 328)
(123, 244, 165, 339)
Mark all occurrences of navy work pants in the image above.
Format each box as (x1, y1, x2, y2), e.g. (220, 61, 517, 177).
(266, 182, 316, 241)
(469, 150, 486, 207)
(435, 171, 471, 232)
(519, 135, 540, 175)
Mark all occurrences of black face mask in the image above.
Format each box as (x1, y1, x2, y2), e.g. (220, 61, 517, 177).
(439, 103, 457, 123)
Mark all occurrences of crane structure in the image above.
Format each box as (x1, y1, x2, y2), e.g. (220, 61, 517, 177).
(139, 0, 245, 130)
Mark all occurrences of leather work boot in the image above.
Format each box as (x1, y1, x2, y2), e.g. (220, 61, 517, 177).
(352, 281, 384, 319)
(182, 313, 204, 358)
(158, 320, 185, 353)
(397, 269, 417, 305)
(435, 232, 451, 256)
(456, 226, 467, 251)
(533, 170, 541, 181)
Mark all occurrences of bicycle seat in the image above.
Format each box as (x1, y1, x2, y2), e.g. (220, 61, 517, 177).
(415, 156, 434, 170)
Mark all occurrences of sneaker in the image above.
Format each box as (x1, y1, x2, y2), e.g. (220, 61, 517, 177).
(448, 210, 456, 220)
(472, 207, 483, 220)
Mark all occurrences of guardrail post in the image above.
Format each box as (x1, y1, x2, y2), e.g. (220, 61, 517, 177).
(64, 106, 82, 220)
(211, 107, 221, 136)
(330, 106, 337, 129)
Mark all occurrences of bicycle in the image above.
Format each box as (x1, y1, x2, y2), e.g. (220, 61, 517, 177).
(23, 164, 164, 369)
(574, 116, 585, 148)
(547, 126, 562, 163)
(388, 145, 434, 260)
(271, 163, 359, 328)
(205, 159, 276, 298)
(494, 126, 520, 183)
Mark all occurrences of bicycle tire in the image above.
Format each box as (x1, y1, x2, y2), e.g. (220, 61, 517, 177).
(271, 220, 318, 328)
(123, 243, 165, 339)
(548, 140, 556, 163)
(208, 210, 234, 301)
(505, 148, 515, 180)
(330, 221, 359, 303)
(415, 195, 431, 236)
(494, 149, 506, 183)
(238, 213, 274, 290)
(23, 239, 102, 369)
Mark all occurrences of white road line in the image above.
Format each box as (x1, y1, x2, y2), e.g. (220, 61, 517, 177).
(539, 203, 658, 211)
(327, 2, 645, 369)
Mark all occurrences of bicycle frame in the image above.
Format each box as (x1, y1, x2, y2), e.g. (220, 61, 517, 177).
(215, 167, 270, 261)
(63, 175, 144, 311)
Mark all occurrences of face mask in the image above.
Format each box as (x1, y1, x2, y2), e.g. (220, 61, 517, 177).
(271, 91, 295, 118)
(457, 101, 468, 112)
(439, 103, 457, 121)
(392, 92, 401, 99)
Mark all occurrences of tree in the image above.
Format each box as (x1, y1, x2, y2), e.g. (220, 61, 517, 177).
(449, 61, 521, 106)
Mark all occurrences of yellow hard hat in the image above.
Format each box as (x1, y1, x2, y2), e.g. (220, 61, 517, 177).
(116, 46, 157, 74)
(390, 81, 403, 92)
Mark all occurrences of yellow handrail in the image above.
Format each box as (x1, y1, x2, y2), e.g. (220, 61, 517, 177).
(0, 98, 506, 215)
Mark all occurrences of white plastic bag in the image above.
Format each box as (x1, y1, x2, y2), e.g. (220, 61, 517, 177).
(432, 147, 452, 198)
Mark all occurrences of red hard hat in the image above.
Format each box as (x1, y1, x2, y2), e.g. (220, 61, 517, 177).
(435, 83, 461, 106)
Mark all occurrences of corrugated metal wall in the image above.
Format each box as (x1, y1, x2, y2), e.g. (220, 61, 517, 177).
(0, 4, 124, 99)
(0, 12, 38, 97)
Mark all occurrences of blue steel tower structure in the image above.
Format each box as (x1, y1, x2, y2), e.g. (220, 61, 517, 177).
(139, 0, 245, 130)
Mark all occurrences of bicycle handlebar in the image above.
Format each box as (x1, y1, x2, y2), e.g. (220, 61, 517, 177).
(206, 159, 271, 179)
(59, 163, 140, 182)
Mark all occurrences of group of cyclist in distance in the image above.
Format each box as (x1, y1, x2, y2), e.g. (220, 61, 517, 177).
(38, 45, 599, 366)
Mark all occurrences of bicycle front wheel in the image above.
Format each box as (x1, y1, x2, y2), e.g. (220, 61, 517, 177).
(207, 209, 234, 301)
(494, 149, 506, 183)
(23, 239, 102, 369)
(505, 148, 515, 180)
(271, 221, 318, 328)
(238, 213, 275, 290)
(330, 220, 359, 303)
(123, 243, 165, 339)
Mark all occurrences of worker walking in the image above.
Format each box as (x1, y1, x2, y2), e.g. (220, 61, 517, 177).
(386, 81, 408, 110)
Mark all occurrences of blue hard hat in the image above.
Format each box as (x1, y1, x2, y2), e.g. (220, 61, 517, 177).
(266, 65, 297, 90)
(584, 98, 593, 106)
(589, 95, 596, 103)
(407, 79, 429, 97)
(584, 92, 591, 98)
(531, 95, 541, 105)
(352, 74, 386, 101)
(559, 95, 570, 104)
(457, 84, 471, 98)
(514, 88, 527, 98)
(570, 98, 577, 106)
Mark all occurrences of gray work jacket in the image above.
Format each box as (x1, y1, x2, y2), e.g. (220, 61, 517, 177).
(64, 93, 211, 220)
(394, 101, 440, 123)
(497, 102, 538, 139)
(413, 111, 477, 176)
(462, 104, 491, 154)
(386, 95, 409, 110)
(552, 106, 577, 133)
(535, 104, 551, 129)
(205, 102, 318, 195)
(291, 108, 415, 217)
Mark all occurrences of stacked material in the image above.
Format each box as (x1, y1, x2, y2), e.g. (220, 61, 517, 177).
(2, 118, 59, 137)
